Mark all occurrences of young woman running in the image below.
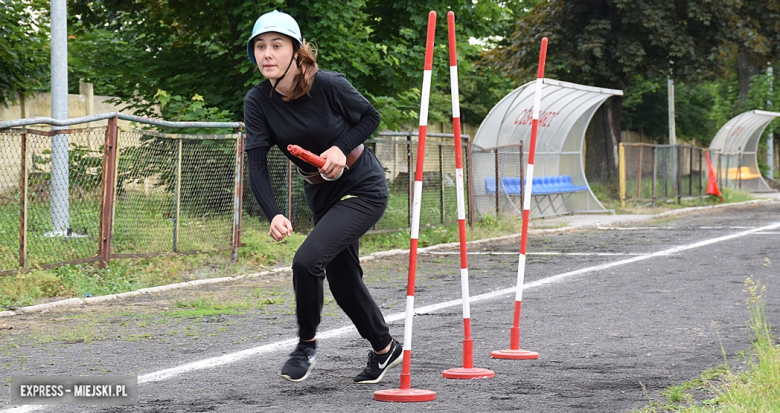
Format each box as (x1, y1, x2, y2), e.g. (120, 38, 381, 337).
(243, 10, 402, 384)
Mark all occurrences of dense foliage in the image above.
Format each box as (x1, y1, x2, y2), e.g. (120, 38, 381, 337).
(0, 0, 50, 105)
(488, 0, 780, 177)
(63, 0, 536, 130)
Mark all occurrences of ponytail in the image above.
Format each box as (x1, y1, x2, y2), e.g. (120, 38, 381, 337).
(284, 40, 318, 102)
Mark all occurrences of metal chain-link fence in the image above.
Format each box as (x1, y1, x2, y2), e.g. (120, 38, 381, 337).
(371, 133, 471, 233)
(469, 143, 525, 219)
(113, 128, 240, 257)
(1, 127, 106, 272)
(619, 143, 705, 207)
(242, 145, 313, 232)
(242, 132, 471, 234)
(1, 113, 243, 275)
(2, 113, 472, 274)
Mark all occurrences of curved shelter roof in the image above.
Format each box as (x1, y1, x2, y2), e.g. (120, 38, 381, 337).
(709, 110, 777, 192)
(472, 78, 623, 216)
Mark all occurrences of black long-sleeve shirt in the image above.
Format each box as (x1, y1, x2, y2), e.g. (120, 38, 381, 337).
(244, 70, 387, 221)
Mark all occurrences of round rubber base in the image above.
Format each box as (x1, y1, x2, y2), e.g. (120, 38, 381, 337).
(490, 349, 540, 360)
(374, 388, 437, 402)
(441, 367, 495, 379)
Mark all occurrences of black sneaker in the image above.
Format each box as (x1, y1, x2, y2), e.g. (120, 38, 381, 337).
(353, 339, 403, 384)
(280, 342, 316, 382)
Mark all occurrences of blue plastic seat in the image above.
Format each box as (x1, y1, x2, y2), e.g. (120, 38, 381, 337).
(531, 176, 547, 195)
(561, 175, 588, 192)
(484, 177, 497, 194)
(489, 175, 587, 196)
(501, 177, 522, 195)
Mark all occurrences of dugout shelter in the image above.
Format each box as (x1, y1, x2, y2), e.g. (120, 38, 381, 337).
(471, 78, 623, 217)
(708, 110, 777, 192)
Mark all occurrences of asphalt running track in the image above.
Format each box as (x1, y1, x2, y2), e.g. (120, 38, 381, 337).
(1, 201, 779, 412)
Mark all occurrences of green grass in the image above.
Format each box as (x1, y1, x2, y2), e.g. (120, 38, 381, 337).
(619, 173, 762, 210)
(0, 201, 523, 309)
(361, 213, 524, 255)
(172, 289, 288, 315)
(0, 193, 238, 271)
(0, 177, 756, 309)
(633, 276, 780, 412)
(601, 185, 754, 214)
(374, 186, 466, 231)
(622, 175, 707, 202)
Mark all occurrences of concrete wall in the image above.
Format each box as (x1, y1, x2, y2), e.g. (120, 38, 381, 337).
(0, 83, 150, 194)
(0, 82, 142, 129)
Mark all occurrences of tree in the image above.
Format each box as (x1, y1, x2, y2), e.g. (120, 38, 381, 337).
(66, 0, 533, 131)
(0, 0, 50, 105)
(725, 1, 780, 105)
(487, 0, 738, 183)
(68, 0, 275, 116)
(360, 0, 538, 128)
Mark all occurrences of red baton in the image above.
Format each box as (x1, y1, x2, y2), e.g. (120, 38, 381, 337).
(287, 144, 325, 168)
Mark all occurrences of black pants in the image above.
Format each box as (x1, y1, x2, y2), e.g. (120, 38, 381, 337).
(291, 195, 391, 352)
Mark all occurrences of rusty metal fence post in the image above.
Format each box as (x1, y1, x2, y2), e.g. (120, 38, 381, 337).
(98, 115, 118, 268)
(688, 146, 693, 196)
(738, 148, 743, 189)
(494, 149, 500, 218)
(172, 138, 183, 253)
(19, 131, 28, 268)
(439, 144, 444, 224)
(231, 126, 245, 262)
(636, 146, 643, 200)
(651, 146, 657, 207)
(677, 145, 682, 205)
(699, 148, 704, 199)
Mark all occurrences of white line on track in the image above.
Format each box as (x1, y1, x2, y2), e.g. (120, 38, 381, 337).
(5, 220, 780, 413)
(598, 226, 759, 231)
(699, 226, 757, 229)
(597, 226, 677, 230)
(424, 251, 652, 256)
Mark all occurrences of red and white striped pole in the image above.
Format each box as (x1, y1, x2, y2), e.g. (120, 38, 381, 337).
(441, 11, 494, 380)
(490, 37, 548, 360)
(374, 11, 438, 403)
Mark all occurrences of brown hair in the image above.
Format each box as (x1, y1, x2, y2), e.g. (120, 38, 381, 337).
(284, 40, 318, 102)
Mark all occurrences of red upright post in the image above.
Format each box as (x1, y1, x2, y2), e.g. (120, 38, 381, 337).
(441, 11, 494, 380)
(374, 11, 438, 403)
(490, 38, 548, 360)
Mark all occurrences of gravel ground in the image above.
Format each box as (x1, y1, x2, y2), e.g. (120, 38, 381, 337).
(0, 201, 778, 412)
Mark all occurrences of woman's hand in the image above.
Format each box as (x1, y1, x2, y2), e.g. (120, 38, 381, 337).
(319, 146, 347, 179)
(270, 214, 293, 241)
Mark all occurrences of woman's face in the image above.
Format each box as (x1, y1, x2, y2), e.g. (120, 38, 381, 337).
(253, 32, 296, 80)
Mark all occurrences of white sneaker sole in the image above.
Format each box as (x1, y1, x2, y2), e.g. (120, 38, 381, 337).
(353, 350, 403, 384)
